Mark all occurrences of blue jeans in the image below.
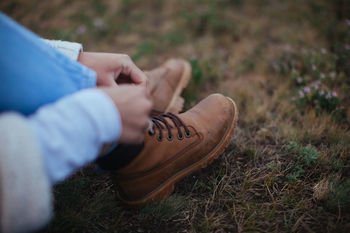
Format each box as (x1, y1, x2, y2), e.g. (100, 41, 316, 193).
(0, 12, 96, 115)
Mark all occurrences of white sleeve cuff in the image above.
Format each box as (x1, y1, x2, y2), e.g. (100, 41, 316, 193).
(42, 39, 83, 61)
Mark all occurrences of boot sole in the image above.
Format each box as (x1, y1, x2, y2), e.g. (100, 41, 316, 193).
(119, 97, 238, 207)
(164, 60, 192, 113)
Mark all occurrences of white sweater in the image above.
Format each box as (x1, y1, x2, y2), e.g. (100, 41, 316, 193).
(0, 113, 52, 233)
(0, 41, 121, 233)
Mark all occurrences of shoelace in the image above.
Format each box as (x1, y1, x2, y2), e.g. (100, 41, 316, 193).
(148, 112, 191, 141)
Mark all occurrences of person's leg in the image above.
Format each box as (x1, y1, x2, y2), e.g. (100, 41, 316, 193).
(0, 12, 96, 115)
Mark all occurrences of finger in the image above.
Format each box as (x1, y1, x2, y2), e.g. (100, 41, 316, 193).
(121, 58, 148, 86)
(113, 67, 122, 82)
(143, 99, 153, 114)
(130, 65, 148, 86)
(145, 120, 153, 133)
(141, 119, 151, 133)
(95, 71, 116, 87)
(105, 72, 119, 86)
(138, 88, 153, 110)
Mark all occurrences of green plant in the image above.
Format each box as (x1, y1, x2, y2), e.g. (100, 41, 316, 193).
(286, 141, 320, 166)
(326, 177, 350, 212)
(131, 40, 155, 62)
(283, 209, 296, 230)
(190, 58, 204, 84)
(119, 0, 132, 16)
(183, 58, 218, 106)
(198, 219, 213, 233)
(163, 30, 185, 45)
(285, 141, 321, 184)
(91, 0, 106, 16)
(271, 51, 299, 75)
(286, 164, 304, 184)
(333, 21, 350, 81)
(118, 22, 131, 33)
(272, 47, 342, 113)
(294, 85, 340, 113)
(55, 30, 76, 41)
(181, 1, 235, 35)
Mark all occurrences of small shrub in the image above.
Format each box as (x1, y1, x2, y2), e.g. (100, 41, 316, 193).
(285, 141, 321, 183)
(287, 141, 320, 166)
(293, 84, 340, 113)
(272, 47, 342, 114)
(190, 59, 204, 85)
(183, 58, 218, 106)
(271, 51, 299, 75)
(286, 164, 304, 184)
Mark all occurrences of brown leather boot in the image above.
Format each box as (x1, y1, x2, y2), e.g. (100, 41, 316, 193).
(110, 93, 238, 207)
(98, 59, 191, 157)
(145, 59, 191, 115)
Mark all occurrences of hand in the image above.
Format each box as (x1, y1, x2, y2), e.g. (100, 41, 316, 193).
(78, 52, 147, 87)
(99, 85, 153, 144)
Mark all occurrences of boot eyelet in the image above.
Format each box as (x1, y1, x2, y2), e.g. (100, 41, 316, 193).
(157, 135, 163, 142)
(148, 129, 155, 136)
(167, 135, 173, 141)
(185, 131, 191, 138)
(177, 134, 184, 140)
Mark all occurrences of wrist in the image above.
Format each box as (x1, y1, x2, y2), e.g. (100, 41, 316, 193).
(77, 51, 89, 66)
(77, 51, 84, 63)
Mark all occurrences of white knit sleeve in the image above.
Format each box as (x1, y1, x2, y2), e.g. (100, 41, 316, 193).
(42, 39, 83, 60)
(0, 113, 52, 233)
(29, 89, 122, 184)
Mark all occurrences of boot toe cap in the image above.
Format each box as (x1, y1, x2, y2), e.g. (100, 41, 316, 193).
(184, 93, 238, 150)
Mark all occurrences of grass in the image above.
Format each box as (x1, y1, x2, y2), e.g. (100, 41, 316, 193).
(132, 39, 155, 62)
(1, 0, 350, 232)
